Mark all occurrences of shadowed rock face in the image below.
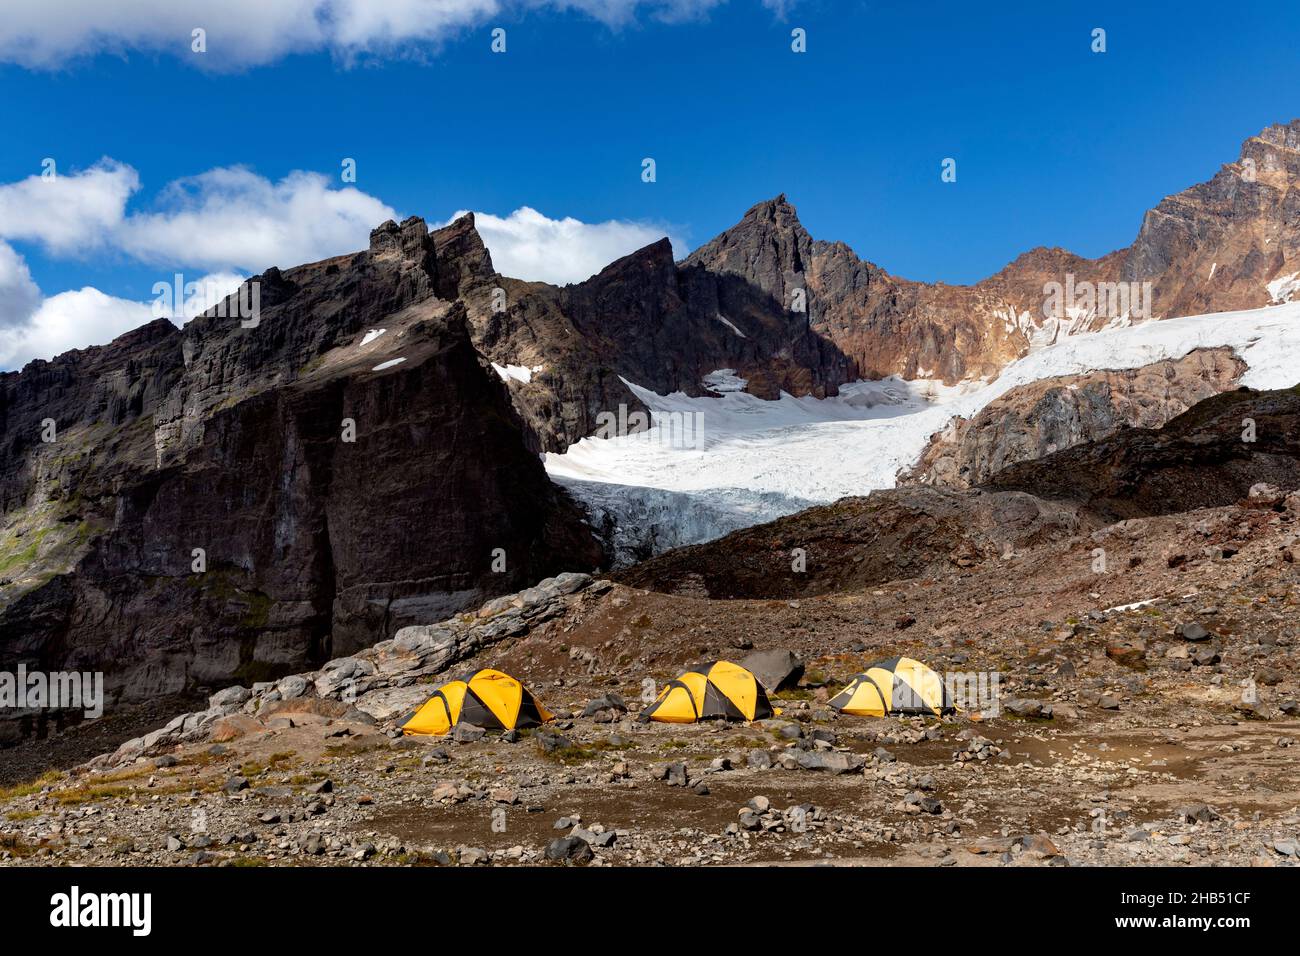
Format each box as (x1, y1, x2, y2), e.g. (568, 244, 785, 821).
(984, 385, 1300, 520)
(614, 486, 1087, 600)
(458, 232, 857, 453)
(906, 348, 1248, 489)
(1, 216, 602, 704)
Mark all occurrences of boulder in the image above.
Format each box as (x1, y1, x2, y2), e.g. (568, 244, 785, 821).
(1177, 622, 1213, 642)
(581, 693, 628, 721)
(208, 685, 251, 713)
(545, 836, 593, 864)
(796, 750, 864, 774)
(276, 675, 312, 700)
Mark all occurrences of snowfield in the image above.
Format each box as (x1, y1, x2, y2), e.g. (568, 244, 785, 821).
(544, 301, 1300, 565)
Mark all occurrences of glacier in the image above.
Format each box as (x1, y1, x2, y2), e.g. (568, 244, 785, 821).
(545, 301, 1300, 566)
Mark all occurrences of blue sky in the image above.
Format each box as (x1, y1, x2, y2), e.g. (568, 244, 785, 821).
(0, 0, 1296, 368)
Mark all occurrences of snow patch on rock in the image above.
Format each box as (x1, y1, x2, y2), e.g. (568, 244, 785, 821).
(492, 362, 542, 384)
(1267, 272, 1300, 304)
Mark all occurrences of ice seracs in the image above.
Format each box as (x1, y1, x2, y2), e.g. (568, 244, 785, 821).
(702, 369, 748, 394)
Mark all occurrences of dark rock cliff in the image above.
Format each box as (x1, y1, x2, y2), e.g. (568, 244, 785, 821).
(1, 216, 602, 706)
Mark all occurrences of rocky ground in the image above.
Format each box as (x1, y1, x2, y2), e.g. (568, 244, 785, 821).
(2, 482, 1298, 868)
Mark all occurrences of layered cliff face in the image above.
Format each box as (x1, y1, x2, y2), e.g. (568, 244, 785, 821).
(1123, 121, 1300, 315)
(0, 216, 602, 706)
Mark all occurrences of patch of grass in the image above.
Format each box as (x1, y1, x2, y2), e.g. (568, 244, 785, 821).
(87, 765, 152, 785)
(0, 833, 38, 858)
(228, 856, 268, 867)
(288, 770, 329, 786)
(0, 770, 62, 803)
(267, 751, 298, 769)
(536, 739, 602, 763)
(0, 537, 40, 575)
(52, 784, 133, 805)
(775, 688, 815, 701)
(6, 810, 40, 822)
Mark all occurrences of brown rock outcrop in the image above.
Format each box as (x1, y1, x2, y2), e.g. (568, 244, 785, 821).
(907, 348, 1247, 488)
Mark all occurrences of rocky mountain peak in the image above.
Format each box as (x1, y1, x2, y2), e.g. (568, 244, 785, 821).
(682, 194, 813, 310)
(1251, 117, 1300, 153)
(1120, 120, 1300, 315)
(429, 213, 495, 299)
(584, 236, 677, 287)
(368, 215, 429, 257)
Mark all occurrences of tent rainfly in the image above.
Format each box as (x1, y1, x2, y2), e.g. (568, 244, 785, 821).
(827, 656, 953, 717)
(641, 661, 777, 723)
(400, 668, 552, 736)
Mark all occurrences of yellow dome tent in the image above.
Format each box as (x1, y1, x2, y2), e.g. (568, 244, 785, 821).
(828, 656, 953, 717)
(400, 668, 553, 736)
(641, 661, 777, 723)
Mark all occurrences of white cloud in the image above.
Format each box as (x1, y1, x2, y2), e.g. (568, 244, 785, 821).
(116, 168, 397, 272)
(0, 161, 139, 256)
(457, 206, 685, 284)
(0, 285, 155, 371)
(0, 241, 43, 325)
(0, 0, 775, 70)
(0, 161, 397, 274)
(175, 272, 248, 319)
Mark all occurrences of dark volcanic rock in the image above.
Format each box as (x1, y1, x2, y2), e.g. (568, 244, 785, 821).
(615, 485, 1084, 600)
(0, 216, 602, 705)
(984, 386, 1300, 520)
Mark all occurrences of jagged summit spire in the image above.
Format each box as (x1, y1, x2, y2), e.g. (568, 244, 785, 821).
(682, 193, 812, 297)
(740, 193, 801, 225)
